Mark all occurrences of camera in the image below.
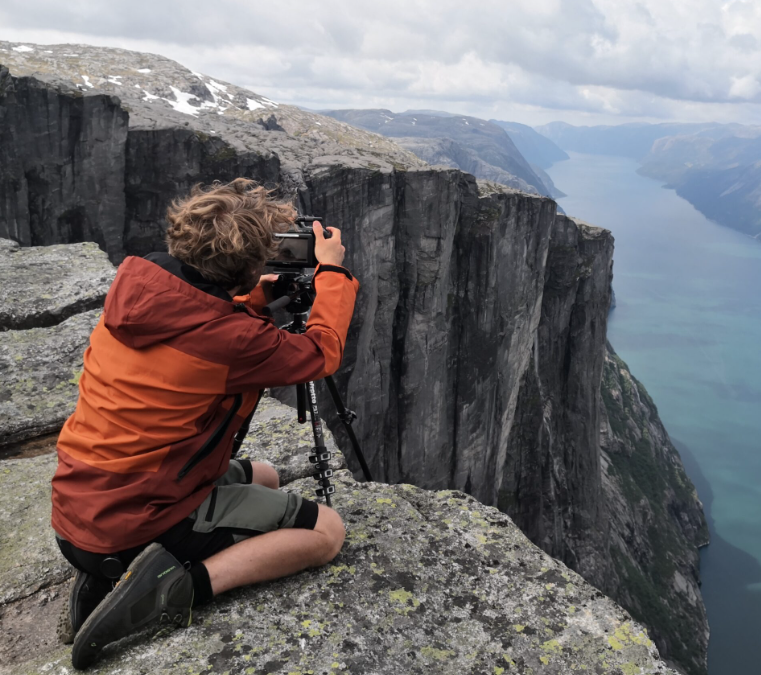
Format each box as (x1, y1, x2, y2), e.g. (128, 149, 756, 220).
(267, 216, 331, 270)
(263, 215, 334, 315)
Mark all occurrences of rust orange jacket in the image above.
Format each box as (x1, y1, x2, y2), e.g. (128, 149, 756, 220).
(51, 253, 359, 553)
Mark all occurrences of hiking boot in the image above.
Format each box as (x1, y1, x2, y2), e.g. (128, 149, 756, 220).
(58, 571, 112, 645)
(71, 543, 194, 670)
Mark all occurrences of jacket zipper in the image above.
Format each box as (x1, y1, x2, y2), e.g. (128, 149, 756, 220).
(177, 393, 243, 481)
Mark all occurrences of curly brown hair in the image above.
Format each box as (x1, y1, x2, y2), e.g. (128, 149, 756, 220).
(165, 178, 296, 290)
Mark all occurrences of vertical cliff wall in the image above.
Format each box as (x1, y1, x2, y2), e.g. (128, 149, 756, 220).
(0, 68, 127, 260)
(500, 215, 614, 585)
(124, 127, 281, 257)
(306, 168, 556, 505)
(0, 61, 707, 674)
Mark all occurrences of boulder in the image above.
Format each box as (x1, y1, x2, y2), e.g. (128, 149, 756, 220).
(0, 309, 101, 448)
(0, 240, 115, 331)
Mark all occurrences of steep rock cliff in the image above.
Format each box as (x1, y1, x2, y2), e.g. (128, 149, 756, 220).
(0, 66, 128, 259)
(500, 215, 614, 586)
(0, 43, 708, 674)
(601, 345, 709, 675)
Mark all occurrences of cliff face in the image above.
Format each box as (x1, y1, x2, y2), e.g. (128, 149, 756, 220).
(0, 43, 708, 674)
(601, 345, 709, 675)
(307, 168, 555, 504)
(0, 67, 128, 260)
(500, 215, 614, 586)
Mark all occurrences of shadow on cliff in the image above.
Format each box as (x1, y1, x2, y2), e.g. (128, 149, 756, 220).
(675, 438, 761, 675)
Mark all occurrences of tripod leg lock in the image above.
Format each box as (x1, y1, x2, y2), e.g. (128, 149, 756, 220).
(316, 486, 336, 497)
(309, 450, 332, 463)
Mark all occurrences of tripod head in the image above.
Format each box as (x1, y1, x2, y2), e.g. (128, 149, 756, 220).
(262, 272, 314, 316)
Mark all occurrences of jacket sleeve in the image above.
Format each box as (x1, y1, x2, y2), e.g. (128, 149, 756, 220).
(225, 264, 360, 392)
(232, 285, 268, 313)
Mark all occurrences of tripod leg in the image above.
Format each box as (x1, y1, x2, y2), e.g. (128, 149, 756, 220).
(296, 383, 308, 424)
(324, 376, 373, 482)
(305, 380, 335, 506)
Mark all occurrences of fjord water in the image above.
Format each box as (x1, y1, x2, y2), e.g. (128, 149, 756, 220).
(547, 152, 761, 675)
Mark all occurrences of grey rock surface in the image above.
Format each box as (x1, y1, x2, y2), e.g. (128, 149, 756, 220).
(236, 395, 347, 486)
(0, 240, 114, 330)
(0, 449, 66, 606)
(0, 309, 100, 448)
(0, 398, 678, 675)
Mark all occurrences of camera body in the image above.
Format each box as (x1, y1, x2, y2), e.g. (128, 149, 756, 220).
(267, 216, 329, 270)
(264, 215, 334, 315)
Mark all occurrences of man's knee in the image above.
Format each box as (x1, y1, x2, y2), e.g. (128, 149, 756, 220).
(252, 462, 279, 489)
(313, 505, 345, 565)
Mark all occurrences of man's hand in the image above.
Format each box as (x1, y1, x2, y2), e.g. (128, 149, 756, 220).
(313, 222, 345, 267)
(256, 274, 279, 304)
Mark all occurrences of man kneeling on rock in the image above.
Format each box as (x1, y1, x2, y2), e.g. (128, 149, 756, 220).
(50, 178, 359, 669)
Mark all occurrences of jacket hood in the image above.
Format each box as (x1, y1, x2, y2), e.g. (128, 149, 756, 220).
(104, 254, 237, 349)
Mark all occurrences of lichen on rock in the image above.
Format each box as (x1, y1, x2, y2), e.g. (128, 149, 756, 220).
(1, 396, 678, 674)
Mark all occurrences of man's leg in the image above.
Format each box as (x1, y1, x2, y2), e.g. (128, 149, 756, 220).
(219, 459, 279, 489)
(250, 461, 279, 490)
(71, 476, 342, 668)
(204, 503, 344, 595)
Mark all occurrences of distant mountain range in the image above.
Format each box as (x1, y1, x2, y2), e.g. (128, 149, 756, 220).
(489, 120, 569, 169)
(537, 122, 761, 239)
(321, 109, 566, 198)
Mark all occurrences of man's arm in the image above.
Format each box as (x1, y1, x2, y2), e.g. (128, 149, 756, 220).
(232, 274, 280, 314)
(225, 265, 359, 391)
(226, 224, 359, 391)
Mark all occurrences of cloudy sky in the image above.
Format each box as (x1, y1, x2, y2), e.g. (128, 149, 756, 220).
(2, 0, 760, 126)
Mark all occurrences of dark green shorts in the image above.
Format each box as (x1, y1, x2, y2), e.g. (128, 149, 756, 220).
(188, 459, 319, 543)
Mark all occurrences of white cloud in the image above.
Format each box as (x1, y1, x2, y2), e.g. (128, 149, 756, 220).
(1, 0, 761, 125)
(730, 74, 761, 100)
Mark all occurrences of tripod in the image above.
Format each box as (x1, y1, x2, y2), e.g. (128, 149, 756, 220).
(232, 273, 372, 507)
(283, 311, 372, 507)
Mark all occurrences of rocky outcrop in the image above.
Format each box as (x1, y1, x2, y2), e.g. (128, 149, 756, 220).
(0, 240, 114, 330)
(1, 399, 678, 675)
(0, 239, 115, 449)
(601, 345, 709, 675)
(0, 43, 708, 673)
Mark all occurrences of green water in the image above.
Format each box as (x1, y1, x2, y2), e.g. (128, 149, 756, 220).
(547, 152, 761, 675)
